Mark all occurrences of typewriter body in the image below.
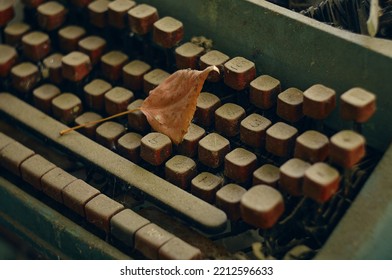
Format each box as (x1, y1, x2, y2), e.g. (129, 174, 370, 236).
(1, 0, 392, 260)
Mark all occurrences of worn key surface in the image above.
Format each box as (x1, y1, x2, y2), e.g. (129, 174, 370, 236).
(0, 93, 227, 232)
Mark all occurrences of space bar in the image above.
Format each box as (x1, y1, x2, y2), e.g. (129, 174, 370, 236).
(0, 93, 227, 232)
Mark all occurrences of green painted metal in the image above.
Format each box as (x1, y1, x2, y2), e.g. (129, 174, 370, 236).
(0, 176, 131, 260)
(144, 0, 392, 152)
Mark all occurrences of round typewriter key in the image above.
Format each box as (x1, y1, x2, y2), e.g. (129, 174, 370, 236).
(62, 179, 100, 217)
(127, 99, 149, 132)
(240, 185, 285, 229)
(41, 167, 77, 203)
(253, 164, 280, 188)
(152, 16, 184, 48)
(249, 75, 281, 110)
(0, 44, 17, 78)
(340, 87, 376, 123)
(215, 183, 246, 221)
(88, 0, 110, 28)
(177, 123, 205, 158)
(194, 92, 221, 127)
(33, 83, 61, 114)
(84, 78, 112, 111)
(101, 50, 129, 82)
(0, 0, 14, 27)
(58, 25, 86, 53)
(117, 132, 142, 163)
(51, 93, 83, 124)
(198, 133, 230, 168)
(96, 121, 126, 150)
(330, 130, 365, 168)
(240, 113, 271, 148)
(279, 158, 311, 196)
(122, 60, 151, 91)
(303, 162, 341, 203)
(22, 31, 51, 62)
(265, 122, 298, 158)
(277, 87, 304, 123)
(158, 237, 202, 260)
(11, 62, 40, 93)
(191, 172, 223, 203)
(143, 68, 170, 95)
(74, 111, 102, 139)
(165, 155, 197, 190)
(108, 0, 136, 29)
(110, 209, 150, 247)
(78, 35, 107, 65)
(61, 51, 92, 82)
(37, 1, 67, 31)
(104, 86, 134, 115)
(215, 103, 246, 137)
(135, 223, 174, 260)
(175, 42, 204, 70)
(303, 84, 336, 120)
(199, 50, 229, 82)
(85, 194, 124, 233)
(20, 154, 57, 191)
(4, 22, 31, 47)
(0, 142, 35, 176)
(43, 53, 63, 84)
(294, 130, 329, 163)
(224, 56, 256, 91)
(128, 3, 159, 35)
(140, 132, 172, 166)
(224, 148, 257, 184)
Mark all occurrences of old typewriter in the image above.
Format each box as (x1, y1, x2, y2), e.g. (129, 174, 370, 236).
(1, 0, 392, 260)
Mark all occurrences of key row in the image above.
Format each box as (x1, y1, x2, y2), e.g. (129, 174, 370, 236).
(0, 131, 202, 259)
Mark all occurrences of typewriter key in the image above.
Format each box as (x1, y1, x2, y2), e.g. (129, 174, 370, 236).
(279, 158, 311, 196)
(20, 154, 56, 191)
(96, 121, 126, 150)
(250, 75, 281, 110)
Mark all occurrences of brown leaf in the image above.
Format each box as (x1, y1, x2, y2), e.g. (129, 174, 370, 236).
(140, 66, 219, 144)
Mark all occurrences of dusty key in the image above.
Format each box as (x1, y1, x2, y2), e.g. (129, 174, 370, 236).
(303, 162, 341, 203)
(43, 53, 63, 84)
(101, 50, 129, 82)
(194, 92, 221, 127)
(128, 3, 159, 35)
(330, 130, 365, 168)
(198, 133, 230, 168)
(74, 111, 102, 139)
(104, 86, 134, 115)
(33, 84, 61, 114)
(78, 35, 107, 65)
(294, 130, 329, 163)
(0, 0, 15, 27)
(95, 121, 126, 150)
(253, 164, 280, 188)
(10, 62, 40, 93)
(340, 87, 376, 123)
(279, 158, 311, 196)
(240, 113, 271, 149)
(37, 1, 67, 31)
(0, 44, 17, 78)
(88, 0, 110, 28)
(61, 51, 92, 82)
(143, 68, 170, 95)
(249, 75, 281, 110)
(0, 141, 35, 176)
(51, 93, 83, 124)
(140, 132, 172, 166)
(117, 132, 142, 163)
(191, 172, 223, 204)
(58, 25, 86, 53)
(175, 42, 204, 69)
(85, 194, 124, 233)
(122, 60, 151, 91)
(216, 183, 247, 221)
(127, 99, 149, 132)
(224, 148, 257, 184)
(84, 79, 112, 112)
(165, 155, 197, 190)
(20, 154, 57, 191)
(177, 123, 205, 158)
(152, 16, 184, 48)
(303, 84, 336, 120)
(22, 31, 51, 62)
(0, 132, 16, 152)
(265, 122, 298, 157)
(199, 50, 229, 82)
(224, 56, 256, 91)
(240, 185, 285, 229)
(135, 223, 174, 259)
(108, 0, 136, 29)
(277, 87, 304, 123)
(158, 237, 202, 260)
(215, 103, 246, 137)
(41, 167, 77, 203)
(4, 22, 31, 47)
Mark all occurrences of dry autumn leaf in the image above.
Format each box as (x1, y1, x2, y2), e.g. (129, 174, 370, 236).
(140, 65, 219, 144)
(60, 66, 219, 145)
